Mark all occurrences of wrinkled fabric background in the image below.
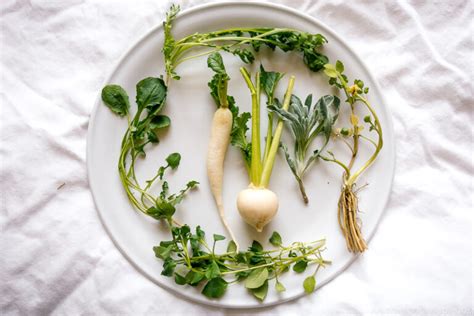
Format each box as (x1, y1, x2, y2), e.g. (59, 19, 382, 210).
(1, 0, 472, 315)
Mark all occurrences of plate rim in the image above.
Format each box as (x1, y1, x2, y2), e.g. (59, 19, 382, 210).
(86, 1, 396, 309)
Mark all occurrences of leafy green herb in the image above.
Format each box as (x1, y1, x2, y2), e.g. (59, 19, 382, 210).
(101, 84, 130, 117)
(270, 94, 340, 203)
(269, 231, 283, 247)
(321, 61, 383, 253)
(166, 153, 181, 169)
(202, 277, 228, 298)
(162, 6, 329, 82)
(245, 267, 269, 289)
(293, 259, 308, 273)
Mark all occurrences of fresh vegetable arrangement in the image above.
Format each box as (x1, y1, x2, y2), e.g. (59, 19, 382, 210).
(99, 4, 384, 301)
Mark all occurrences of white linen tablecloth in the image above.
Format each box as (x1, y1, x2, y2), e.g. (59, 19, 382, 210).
(1, 0, 472, 314)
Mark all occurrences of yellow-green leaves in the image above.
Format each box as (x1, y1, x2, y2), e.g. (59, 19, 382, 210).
(227, 240, 237, 253)
(323, 63, 338, 78)
(101, 84, 130, 117)
(245, 267, 269, 289)
(303, 276, 316, 293)
(275, 281, 286, 292)
(251, 280, 269, 301)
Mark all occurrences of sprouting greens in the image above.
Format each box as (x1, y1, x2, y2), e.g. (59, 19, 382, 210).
(320, 60, 383, 253)
(270, 94, 340, 203)
(163, 5, 328, 82)
(154, 226, 328, 300)
(101, 80, 198, 221)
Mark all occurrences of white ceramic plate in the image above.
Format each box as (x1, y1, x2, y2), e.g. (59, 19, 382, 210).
(87, 2, 395, 309)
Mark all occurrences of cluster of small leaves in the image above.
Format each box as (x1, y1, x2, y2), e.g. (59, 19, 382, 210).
(154, 227, 328, 300)
(101, 77, 198, 218)
(325, 61, 369, 102)
(102, 77, 171, 156)
(323, 60, 379, 140)
(162, 5, 329, 82)
(270, 94, 340, 203)
(163, 4, 181, 80)
(145, 153, 199, 221)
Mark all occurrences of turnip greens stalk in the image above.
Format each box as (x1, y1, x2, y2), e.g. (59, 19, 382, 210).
(321, 61, 383, 253)
(236, 67, 295, 232)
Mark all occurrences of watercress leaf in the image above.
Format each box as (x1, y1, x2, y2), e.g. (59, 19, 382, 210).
(174, 273, 187, 285)
(275, 281, 286, 292)
(196, 226, 205, 239)
(156, 200, 176, 218)
(153, 245, 173, 260)
(205, 261, 221, 280)
(269, 231, 283, 247)
(150, 115, 171, 129)
(293, 260, 308, 273)
(161, 257, 176, 276)
(147, 130, 159, 143)
(227, 240, 237, 253)
(213, 234, 226, 241)
(185, 270, 205, 286)
(136, 77, 167, 113)
(186, 180, 199, 189)
(303, 276, 316, 293)
(245, 267, 269, 289)
(180, 224, 191, 237)
(166, 153, 181, 169)
(101, 84, 130, 117)
(335, 60, 344, 73)
(250, 280, 268, 301)
(250, 240, 263, 252)
(202, 277, 228, 298)
(323, 64, 338, 78)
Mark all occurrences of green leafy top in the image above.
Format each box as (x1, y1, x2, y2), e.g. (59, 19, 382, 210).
(162, 6, 328, 82)
(206, 53, 252, 169)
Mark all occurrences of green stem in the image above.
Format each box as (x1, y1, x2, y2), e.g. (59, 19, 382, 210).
(263, 112, 274, 163)
(347, 97, 383, 185)
(260, 76, 295, 188)
(240, 67, 262, 186)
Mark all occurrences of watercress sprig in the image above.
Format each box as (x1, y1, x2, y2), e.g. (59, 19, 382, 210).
(163, 5, 328, 82)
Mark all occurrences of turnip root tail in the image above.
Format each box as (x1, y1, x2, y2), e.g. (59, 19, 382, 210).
(207, 108, 240, 252)
(338, 184, 367, 252)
